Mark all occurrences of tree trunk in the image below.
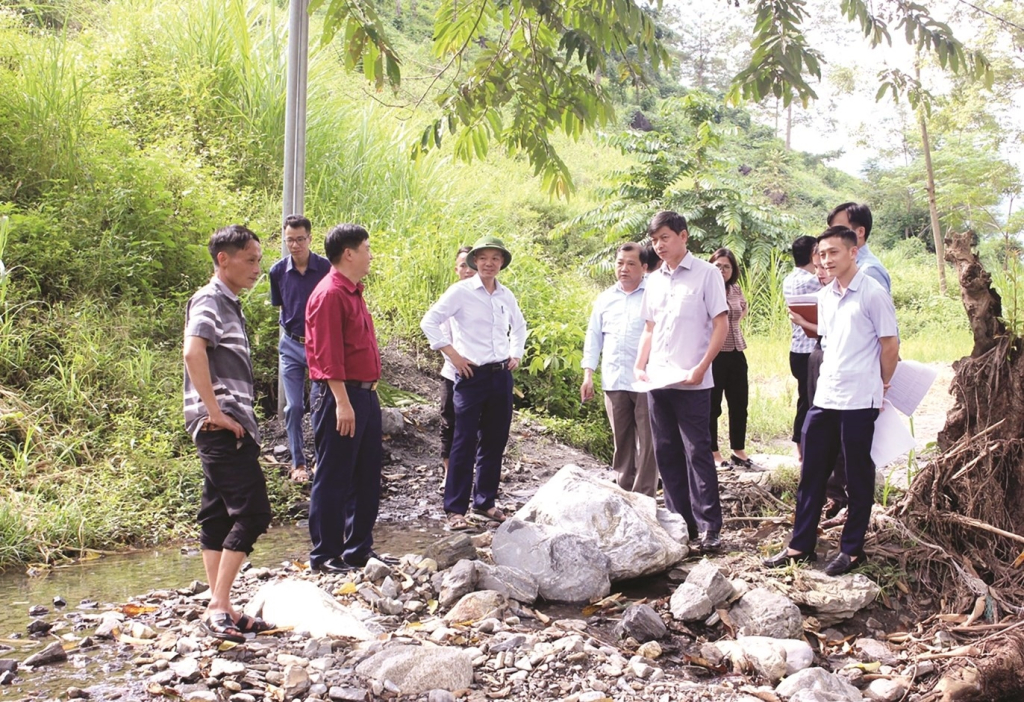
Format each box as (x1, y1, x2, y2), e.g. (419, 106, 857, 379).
(785, 102, 792, 150)
(919, 110, 948, 294)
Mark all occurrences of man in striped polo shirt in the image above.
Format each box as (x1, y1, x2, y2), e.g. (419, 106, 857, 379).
(183, 225, 273, 643)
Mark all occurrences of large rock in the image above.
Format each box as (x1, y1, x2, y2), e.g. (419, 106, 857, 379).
(729, 588, 803, 640)
(245, 579, 377, 640)
(615, 604, 667, 643)
(444, 590, 507, 623)
(355, 645, 473, 695)
(776, 667, 863, 702)
(492, 519, 611, 602)
(714, 638, 787, 683)
(713, 636, 815, 683)
(656, 508, 692, 545)
(474, 562, 538, 604)
(685, 559, 735, 607)
(439, 560, 478, 608)
(669, 583, 713, 622)
(510, 465, 687, 579)
(424, 534, 477, 571)
(786, 571, 880, 625)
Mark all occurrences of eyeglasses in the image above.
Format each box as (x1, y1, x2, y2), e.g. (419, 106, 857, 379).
(285, 236, 309, 245)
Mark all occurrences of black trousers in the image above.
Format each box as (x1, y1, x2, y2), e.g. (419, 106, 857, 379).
(789, 351, 811, 445)
(790, 406, 878, 556)
(445, 367, 512, 515)
(195, 431, 272, 555)
(308, 383, 382, 568)
(710, 350, 748, 452)
(440, 377, 456, 460)
(649, 388, 722, 535)
(807, 345, 848, 503)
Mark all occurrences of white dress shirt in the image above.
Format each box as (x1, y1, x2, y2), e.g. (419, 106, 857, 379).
(421, 276, 527, 366)
(815, 269, 899, 410)
(582, 280, 646, 392)
(639, 252, 729, 391)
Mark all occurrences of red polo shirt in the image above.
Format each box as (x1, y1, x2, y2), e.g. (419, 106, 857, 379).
(305, 269, 381, 382)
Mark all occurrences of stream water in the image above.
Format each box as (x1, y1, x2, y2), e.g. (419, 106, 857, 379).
(0, 519, 672, 698)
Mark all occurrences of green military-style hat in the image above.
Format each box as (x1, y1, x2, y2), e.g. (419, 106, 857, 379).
(467, 235, 513, 270)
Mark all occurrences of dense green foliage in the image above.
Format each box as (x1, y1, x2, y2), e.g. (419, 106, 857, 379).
(0, 0, 1008, 568)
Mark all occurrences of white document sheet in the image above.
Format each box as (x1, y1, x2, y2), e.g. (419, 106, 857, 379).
(886, 360, 939, 416)
(632, 366, 691, 393)
(871, 400, 917, 467)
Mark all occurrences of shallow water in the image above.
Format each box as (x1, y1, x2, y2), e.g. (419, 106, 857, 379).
(0, 518, 673, 698)
(0, 520, 445, 643)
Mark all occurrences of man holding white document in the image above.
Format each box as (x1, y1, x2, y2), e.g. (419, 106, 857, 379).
(634, 211, 728, 552)
(764, 226, 899, 576)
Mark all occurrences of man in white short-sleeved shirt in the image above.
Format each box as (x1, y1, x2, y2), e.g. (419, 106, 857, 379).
(421, 236, 527, 531)
(764, 226, 899, 577)
(634, 211, 729, 552)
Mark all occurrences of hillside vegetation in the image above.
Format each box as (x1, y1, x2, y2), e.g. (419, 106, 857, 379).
(0, 0, 976, 566)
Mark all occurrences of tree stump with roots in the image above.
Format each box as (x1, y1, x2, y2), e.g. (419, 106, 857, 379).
(895, 232, 1024, 701)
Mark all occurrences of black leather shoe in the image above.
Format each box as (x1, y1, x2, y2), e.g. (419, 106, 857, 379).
(762, 549, 817, 568)
(313, 557, 356, 574)
(345, 551, 399, 568)
(825, 552, 865, 576)
(699, 531, 722, 552)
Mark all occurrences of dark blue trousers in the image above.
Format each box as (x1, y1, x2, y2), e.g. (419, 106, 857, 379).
(648, 388, 722, 535)
(444, 367, 512, 515)
(790, 406, 878, 557)
(308, 383, 382, 568)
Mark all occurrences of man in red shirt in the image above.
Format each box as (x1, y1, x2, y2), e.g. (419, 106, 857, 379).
(304, 224, 387, 573)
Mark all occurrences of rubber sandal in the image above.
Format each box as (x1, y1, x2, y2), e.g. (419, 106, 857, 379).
(446, 512, 470, 531)
(235, 613, 275, 634)
(731, 456, 755, 469)
(289, 466, 310, 482)
(471, 506, 507, 523)
(202, 612, 246, 643)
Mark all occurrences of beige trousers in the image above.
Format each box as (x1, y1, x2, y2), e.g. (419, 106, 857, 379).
(603, 390, 658, 496)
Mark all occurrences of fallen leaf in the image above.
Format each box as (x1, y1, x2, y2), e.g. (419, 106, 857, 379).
(119, 604, 158, 616)
(334, 582, 357, 596)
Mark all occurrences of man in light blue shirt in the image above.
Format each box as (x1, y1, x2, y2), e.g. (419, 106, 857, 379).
(581, 243, 657, 496)
(827, 202, 891, 294)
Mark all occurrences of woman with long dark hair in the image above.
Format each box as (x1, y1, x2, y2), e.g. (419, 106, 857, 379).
(708, 248, 753, 468)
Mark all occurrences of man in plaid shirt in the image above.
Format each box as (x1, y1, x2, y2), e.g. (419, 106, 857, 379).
(782, 235, 822, 459)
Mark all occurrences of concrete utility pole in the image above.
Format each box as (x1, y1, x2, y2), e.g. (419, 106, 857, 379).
(278, 0, 310, 415)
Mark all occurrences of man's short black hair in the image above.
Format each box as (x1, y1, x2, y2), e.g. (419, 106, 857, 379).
(641, 244, 661, 270)
(827, 202, 873, 240)
(791, 235, 818, 267)
(324, 224, 369, 264)
(648, 210, 688, 237)
(284, 214, 312, 234)
(457, 245, 472, 256)
(209, 225, 260, 265)
(818, 225, 858, 248)
(617, 242, 643, 257)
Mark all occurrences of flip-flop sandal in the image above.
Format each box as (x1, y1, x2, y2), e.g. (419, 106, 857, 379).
(202, 612, 246, 643)
(289, 466, 310, 482)
(471, 506, 507, 523)
(235, 613, 275, 634)
(446, 512, 470, 531)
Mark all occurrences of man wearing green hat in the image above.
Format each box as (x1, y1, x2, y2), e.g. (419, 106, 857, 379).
(421, 236, 527, 531)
